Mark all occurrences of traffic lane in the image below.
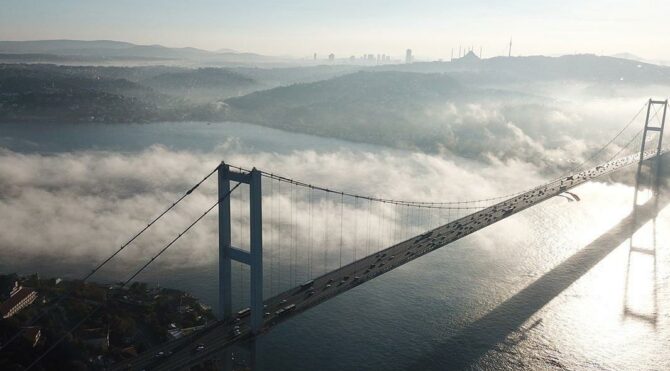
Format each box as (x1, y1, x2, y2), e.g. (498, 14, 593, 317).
(142, 151, 649, 369)
(258, 149, 646, 329)
(152, 323, 251, 371)
(114, 322, 224, 370)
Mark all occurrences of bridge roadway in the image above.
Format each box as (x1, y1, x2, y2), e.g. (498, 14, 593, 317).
(115, 150, 658, 371)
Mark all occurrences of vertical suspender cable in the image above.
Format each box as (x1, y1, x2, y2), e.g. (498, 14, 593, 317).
(277, 180, 282, 292)
(309, 186, 313, 279)
(290, 182, 294, 287)
(353, 196, 358, 262)
(339, 192, 344, 268)
(269, 178, 273, 296)
(324, 191, 328, 274)
(366, 198, 371, 256)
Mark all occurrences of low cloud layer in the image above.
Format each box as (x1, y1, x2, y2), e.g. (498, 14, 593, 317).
(0, 138, 644, 293)
(0, 144, 545, 269)
(0, 93, 659, 290)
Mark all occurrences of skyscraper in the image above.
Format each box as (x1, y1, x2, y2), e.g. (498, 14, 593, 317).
(405, 49, 413, 63)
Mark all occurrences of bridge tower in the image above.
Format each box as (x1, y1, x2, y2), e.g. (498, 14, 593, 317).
(218, 163, 264, 334)
(634, 99, 667, 204)
(625, 99, 666, 325)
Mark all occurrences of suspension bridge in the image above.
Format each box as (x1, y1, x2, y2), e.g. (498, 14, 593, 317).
(4, 99, 668, 370)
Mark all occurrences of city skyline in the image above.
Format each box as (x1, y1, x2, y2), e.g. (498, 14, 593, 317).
(2, 0, 669, 61)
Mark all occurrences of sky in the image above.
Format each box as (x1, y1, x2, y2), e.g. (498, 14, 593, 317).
(1, 0, 669, 60)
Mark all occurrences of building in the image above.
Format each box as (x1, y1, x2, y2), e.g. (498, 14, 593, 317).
(0, 282, 37, 318)
(405, 49, 413, 63)
(452, 50, 482, 66)
(168, 328, 184, 339)
(328, 53, 335, 61)
(22, 326, 41, 347)
(80, 327, 110, 351)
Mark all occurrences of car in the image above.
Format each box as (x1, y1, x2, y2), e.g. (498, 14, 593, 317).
(306, 289, 316, 296)
(280, 299, 287, 304)
(154, 351, 165, 358)
(325, 284, 332, 289)
(194, 344, 206, 352)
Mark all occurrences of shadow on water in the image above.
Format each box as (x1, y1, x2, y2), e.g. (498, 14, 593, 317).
(409, 178, 668, 370)
(189, 157, 670, 371)
(622, 159, 662, 326)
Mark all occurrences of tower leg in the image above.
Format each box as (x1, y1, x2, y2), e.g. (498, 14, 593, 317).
(219, 163, 232, 319)
(634, 100, 653, 207)
(249, 169, 264, 333)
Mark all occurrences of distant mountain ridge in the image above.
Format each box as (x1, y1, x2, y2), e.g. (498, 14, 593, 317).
(0, 39, 283, 65)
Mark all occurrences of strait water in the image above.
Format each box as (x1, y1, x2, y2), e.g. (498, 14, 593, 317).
(1, 121, 669, 370)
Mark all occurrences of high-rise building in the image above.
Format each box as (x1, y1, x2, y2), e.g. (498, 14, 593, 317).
(328, 53, 335, 61)
(405, 49, 413, 63)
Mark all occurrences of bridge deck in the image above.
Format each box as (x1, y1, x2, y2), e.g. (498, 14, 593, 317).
(116, 150, 659, 371)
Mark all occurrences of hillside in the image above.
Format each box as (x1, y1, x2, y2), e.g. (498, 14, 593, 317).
(223, 71, 556, 159)
(0, 64, 193, 123)
(142, 68, 262, 103)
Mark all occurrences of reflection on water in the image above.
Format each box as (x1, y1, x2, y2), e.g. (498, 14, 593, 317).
(203, 167, 670, 371)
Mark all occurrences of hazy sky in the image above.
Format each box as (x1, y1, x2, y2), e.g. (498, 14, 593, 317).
(2, 0, 669, 60)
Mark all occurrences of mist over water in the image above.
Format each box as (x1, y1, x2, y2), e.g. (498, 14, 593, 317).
(1, 103, 669, 369)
